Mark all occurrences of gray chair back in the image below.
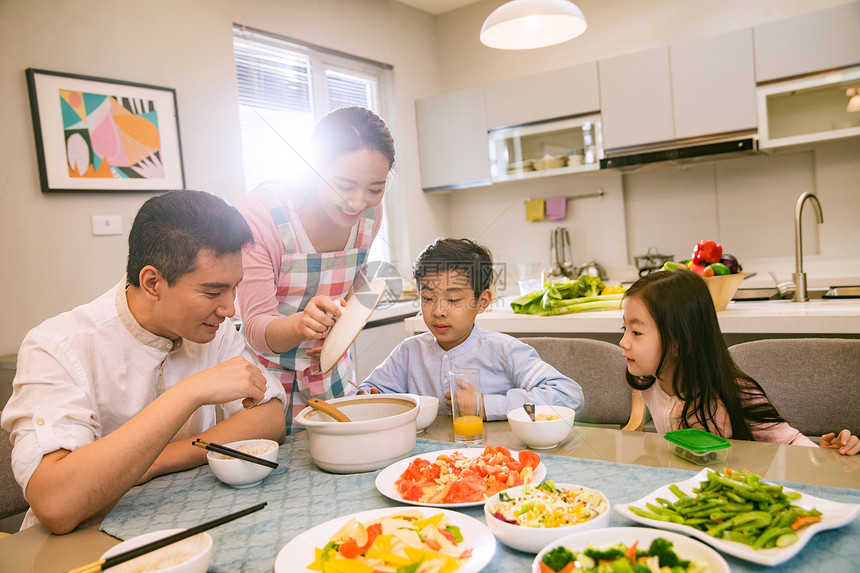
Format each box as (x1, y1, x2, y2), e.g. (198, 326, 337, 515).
(728, 338, 860, 437)
(1, 417, 29, 520)
(520, 337, 638, 428)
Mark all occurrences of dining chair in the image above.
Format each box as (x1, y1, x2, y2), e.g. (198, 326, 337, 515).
(520, 337, 645, 431)
(1, 417, 29, 534)
(728, 338, 860, 437)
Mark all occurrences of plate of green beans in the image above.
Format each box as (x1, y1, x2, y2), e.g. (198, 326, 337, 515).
(614, 467, 860, 565)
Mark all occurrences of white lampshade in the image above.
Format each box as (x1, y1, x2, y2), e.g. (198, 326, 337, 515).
(480, 0, 587, 50)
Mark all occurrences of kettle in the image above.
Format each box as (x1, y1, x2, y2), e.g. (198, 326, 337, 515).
(575, 261, 609, 281)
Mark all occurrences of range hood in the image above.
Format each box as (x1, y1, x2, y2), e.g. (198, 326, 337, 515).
(599, 131, 759, 171)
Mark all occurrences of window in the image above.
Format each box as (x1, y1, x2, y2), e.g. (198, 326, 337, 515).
(232, 25, 398, 266)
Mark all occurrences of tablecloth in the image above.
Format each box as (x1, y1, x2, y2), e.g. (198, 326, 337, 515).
(101, 436, 860, 572)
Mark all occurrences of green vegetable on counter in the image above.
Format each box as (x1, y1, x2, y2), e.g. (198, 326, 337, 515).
(511, 276, 623, 316)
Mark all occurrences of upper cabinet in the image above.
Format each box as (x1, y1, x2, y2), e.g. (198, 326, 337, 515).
(483, 62, 600, 129)
(415, 86, 491, 191)
(598, 47, 675, 150)
(599, 29, 756, 151)
(670, 28, 757, 139)
(754, 2, 860, 83)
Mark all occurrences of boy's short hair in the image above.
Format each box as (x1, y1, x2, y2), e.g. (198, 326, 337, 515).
(413, 238, 494, 298)
(126, 190, 253, 286)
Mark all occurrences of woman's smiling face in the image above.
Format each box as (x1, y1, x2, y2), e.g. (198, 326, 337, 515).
(317, 148, 390, 229)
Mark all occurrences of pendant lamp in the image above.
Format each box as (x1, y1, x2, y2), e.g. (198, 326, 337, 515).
(480, 0, 587, 50)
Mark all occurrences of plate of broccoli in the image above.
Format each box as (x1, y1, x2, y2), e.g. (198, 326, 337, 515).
(532, 527, 728, 573)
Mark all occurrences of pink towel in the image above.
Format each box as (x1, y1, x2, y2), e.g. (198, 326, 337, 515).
(546, 196, 567, 221)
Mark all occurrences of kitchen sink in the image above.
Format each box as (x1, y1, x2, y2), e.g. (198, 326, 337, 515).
(732, 286, 860, 301)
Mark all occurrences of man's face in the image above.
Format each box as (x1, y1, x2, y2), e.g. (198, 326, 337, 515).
(419, 271, 490, 351)
(153, 250, 243, 343)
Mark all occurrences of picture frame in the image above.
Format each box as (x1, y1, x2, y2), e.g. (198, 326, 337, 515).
(26, 68, 185, 193)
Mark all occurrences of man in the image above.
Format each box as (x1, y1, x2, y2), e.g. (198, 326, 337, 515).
(1, 190, 286, 534)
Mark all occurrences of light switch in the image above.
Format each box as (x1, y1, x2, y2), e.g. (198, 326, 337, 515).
(91, 215, 123, 236)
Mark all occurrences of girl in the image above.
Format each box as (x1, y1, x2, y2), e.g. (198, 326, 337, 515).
(237, 107, 395, 434)
(620, 269, 858, 456)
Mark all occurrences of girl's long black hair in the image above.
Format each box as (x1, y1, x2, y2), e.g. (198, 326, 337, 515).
(623, 270, 786, 440)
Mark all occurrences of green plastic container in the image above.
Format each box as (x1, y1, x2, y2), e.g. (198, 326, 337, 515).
(664, 428, 731, 465)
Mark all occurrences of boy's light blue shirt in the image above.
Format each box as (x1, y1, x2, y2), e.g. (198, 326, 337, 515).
(359, 325, 584, 420)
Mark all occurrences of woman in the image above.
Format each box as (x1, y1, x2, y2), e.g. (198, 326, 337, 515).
(237, 107, 395, 433)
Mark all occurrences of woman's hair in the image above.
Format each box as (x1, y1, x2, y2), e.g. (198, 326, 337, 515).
(309, 107, 395, 171)
(623, 269, 786, 440)
(413, 238, 494, 298)
(126, 190, 253, 286)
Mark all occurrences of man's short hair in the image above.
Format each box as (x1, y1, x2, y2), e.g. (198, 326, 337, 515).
(413, 238, 494, 298)
(126, 190, 253, 286)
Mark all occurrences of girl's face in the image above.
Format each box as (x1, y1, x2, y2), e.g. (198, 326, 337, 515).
(317, 148, 390, 229)
(619, 296, 664, 380)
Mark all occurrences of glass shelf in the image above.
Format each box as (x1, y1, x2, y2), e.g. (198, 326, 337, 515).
(488, 114, 603, 182)
(757, 66, 860, 148)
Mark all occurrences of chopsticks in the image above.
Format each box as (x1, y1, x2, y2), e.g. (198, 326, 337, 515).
(67, 502, 267, 573)
(192, 439, 279, 469)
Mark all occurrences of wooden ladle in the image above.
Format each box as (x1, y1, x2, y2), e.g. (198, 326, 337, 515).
(307, 398, 352, 423)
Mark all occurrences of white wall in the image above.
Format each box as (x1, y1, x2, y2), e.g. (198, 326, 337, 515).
(0, 0, 448, 354)
(437, 0, 860, 293)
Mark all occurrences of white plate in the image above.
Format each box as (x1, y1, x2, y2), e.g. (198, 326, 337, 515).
(375, 448, 547, 508)
(614, 468, 860, 566)
(531, 526, 730, 573)
(320, 278, 387, 373)
(273, 506, 496, 573)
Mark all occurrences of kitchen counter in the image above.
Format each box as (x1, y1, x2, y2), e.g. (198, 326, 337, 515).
(404, 297, 860, 341)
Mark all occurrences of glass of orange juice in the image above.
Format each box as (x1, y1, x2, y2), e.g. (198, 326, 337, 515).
(450, 368, 484, 444)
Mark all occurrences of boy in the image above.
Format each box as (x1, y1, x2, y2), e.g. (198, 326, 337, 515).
(1, 190, 286, 534)
(360, 238, 583, 420)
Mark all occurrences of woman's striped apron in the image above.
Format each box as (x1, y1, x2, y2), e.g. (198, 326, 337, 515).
(254, 187, 378, 434)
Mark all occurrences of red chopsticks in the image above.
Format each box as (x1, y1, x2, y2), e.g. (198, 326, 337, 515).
(192, 439, 278, 469)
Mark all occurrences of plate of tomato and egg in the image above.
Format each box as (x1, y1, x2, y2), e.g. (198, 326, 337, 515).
(375, 445, 546, 508)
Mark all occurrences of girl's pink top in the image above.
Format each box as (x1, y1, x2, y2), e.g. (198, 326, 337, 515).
(642, 383, 817, 447)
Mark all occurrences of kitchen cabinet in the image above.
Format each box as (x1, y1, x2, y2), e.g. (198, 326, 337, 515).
(415, 86, 491, 191)
(670, 28, 756, 139)
(599, 30, 756, 151)
(598, 47, 675, 151)
(754, 1, 860, 83)
(483, 62, 600, 129)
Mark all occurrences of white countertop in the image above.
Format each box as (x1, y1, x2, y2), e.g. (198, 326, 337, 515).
(404, 296, 860, 335)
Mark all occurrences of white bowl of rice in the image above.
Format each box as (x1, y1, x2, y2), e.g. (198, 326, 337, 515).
(507, 405, 575, 449)
(206, 438, 278, 488)
(100, 528, 212, 573)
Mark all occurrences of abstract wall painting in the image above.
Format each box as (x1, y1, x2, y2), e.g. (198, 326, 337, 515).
(26, 69, 185, 192)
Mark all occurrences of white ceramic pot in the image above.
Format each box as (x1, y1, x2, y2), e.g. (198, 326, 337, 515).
(295, 394, 419, 473)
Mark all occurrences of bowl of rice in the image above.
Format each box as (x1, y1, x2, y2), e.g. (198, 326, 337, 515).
(507, 405, 575, 449)
(100, 528, 212, 573)
(484, 481, 610, 553)
(206, 438, 279, 488)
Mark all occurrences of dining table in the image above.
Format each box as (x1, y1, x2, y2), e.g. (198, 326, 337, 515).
(1, 417, 858, 573)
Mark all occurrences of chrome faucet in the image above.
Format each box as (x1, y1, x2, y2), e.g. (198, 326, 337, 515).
(792, 192, 823, 302)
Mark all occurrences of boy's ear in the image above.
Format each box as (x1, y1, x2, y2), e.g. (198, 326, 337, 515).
(475, 289, 493, 314)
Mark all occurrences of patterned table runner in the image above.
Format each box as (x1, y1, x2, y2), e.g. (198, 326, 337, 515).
(101, 436, 860, 572)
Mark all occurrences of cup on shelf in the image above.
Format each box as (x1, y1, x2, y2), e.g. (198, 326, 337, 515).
(449, 368, 484, 444)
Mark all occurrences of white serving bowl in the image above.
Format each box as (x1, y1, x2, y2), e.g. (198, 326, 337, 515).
(416, 395, 439, 432)
(206, 438, 279, 488)
(100, 529, 212, 573)
(507, 405, 575, 449)
(295, 393, 419, 473)
(484, 483, 610, 553)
